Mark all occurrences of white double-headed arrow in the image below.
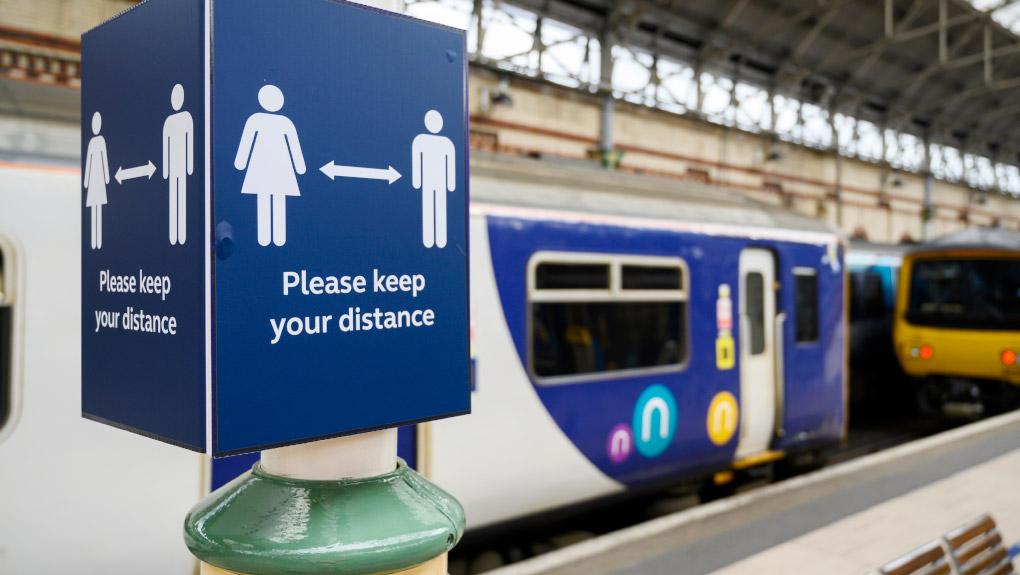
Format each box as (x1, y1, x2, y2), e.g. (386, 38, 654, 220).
(319, 161, 401, 184)
(115, 161, 157, 185)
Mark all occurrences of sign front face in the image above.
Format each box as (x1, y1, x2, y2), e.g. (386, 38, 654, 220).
(211, 0, 469, 454)
(81, 0, 208, 451)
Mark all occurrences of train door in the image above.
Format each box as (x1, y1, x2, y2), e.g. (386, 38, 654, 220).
(736, 248, 777, 458)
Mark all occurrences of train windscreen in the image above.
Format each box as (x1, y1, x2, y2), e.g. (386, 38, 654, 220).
(907, 258, 1020, 330)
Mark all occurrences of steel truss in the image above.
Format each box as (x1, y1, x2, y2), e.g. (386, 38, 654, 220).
(406, 0, 1020, 197)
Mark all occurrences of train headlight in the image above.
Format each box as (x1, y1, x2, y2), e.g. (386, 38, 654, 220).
(1001, 349, 1017, 367)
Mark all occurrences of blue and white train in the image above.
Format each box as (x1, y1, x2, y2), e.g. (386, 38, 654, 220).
(423, 153, 847, 527)
(0, 151, 846, 571)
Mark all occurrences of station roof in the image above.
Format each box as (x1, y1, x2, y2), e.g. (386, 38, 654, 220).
(470, 152, 840, 241)
(507, 0, 1020, 164)
(922, 226, 1020, 250)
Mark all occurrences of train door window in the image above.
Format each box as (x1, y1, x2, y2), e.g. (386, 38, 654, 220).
(794, 268, 819, 343)
(529, 254, 687, 382)
(745, 272, 766, 354)
(0, 248, 8, 433)
(0, 241, 16, 441)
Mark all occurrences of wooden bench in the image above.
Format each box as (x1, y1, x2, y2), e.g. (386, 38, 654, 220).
(877, 539, 953, 575)
(877, 514, 1015, 575)
(945, 515, 1014, 575)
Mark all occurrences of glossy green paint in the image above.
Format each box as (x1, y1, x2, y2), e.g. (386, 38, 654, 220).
(184, 460, 464, 575)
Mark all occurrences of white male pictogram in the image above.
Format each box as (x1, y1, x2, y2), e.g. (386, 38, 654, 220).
(411, 110, 456, 249)
(162, 83, 194, 245)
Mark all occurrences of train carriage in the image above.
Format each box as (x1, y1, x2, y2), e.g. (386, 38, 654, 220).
(847, 241, 908, 415)
(419, 153, 847, 528)
(894, 229, 1020, 418)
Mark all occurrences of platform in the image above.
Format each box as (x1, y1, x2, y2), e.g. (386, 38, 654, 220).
(487, 411, 1020, 575)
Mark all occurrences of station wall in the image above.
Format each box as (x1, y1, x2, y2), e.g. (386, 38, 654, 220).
(0, 0, 135, 37)
(468, 67, 1020, 243)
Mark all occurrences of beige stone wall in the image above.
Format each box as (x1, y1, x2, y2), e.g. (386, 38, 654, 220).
(470, 68, 1020, 243)
(0, 0, 135, 37)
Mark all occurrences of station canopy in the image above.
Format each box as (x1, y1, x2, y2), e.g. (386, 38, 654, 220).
(496, 0, 1020, 176)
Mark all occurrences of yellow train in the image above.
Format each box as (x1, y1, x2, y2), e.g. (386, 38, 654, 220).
(894, 229, 1020, 418)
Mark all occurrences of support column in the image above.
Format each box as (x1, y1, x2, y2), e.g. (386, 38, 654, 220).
(922, 137, 934, 241)
(828, 103, 841, 230)
(597, 25, 620, 169)
(599, 94, 617, 168)
(472, 0, 485, 56)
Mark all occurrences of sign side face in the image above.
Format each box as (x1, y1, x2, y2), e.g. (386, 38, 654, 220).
(81, 0, 207, 451)
(211, 0, 470, 455)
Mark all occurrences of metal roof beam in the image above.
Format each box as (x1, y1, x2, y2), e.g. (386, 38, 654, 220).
(891, 19, 984, 103)
(945, 74, 1020, 108)
(849, 0, 929, 81)
(942, 40, 1020, 69)
(698, 0, 752, 62)
(831, 11, 986, 66)
(790, 0, 854, 60)
(973, 99, 1020, 128)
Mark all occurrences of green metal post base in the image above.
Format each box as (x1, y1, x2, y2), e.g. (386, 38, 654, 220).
(184, 459, 464, 575)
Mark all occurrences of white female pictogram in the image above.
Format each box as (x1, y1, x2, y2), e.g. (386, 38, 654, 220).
(84, 111, 110, 250)
(234, 84, 306, 247)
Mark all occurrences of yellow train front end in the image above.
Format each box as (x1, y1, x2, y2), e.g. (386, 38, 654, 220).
(894, 240, 1020, 418)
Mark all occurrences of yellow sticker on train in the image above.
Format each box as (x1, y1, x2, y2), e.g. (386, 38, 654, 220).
(707, 391, 739, 446)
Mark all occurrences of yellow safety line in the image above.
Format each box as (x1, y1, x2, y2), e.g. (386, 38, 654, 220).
(732, 450, 785, 470)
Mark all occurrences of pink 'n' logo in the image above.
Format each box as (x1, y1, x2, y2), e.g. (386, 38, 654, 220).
(607, 424, 633, 464)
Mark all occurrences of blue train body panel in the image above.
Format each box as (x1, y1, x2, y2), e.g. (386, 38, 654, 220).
(486, 214, 845, 486)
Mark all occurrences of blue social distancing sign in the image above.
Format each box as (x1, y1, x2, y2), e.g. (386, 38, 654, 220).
(82, 0, 469, 456)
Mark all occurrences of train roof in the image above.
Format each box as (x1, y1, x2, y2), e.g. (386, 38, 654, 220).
(469, 152, 840, 245)
(911, 228, 1020, 255)
(848, 240, 911, 257)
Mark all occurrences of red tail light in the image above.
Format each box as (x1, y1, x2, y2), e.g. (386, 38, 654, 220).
(918, 345, 934, 360)
(1002, 349, 1017, 366)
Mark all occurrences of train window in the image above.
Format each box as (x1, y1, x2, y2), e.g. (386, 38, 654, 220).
(529, 254, 687, 382)
(794, 269, 819, 343)
(908, 258, 1020, 330)
(535, 263, 609, 290)
(621, 265, 682, 290)
(745, 272, 766, 355)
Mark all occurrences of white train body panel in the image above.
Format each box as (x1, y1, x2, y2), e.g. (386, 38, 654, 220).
(427, 214, 624, 529)
(0, 165, 201, 574)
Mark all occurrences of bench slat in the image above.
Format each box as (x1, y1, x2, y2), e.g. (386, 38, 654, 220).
(963, 547, 1008, 575)
(948, 516, 997, 549)
(958, 532, 1003, 565)
(881, 542, 947, 575)
(987, 560, 1015, 575)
